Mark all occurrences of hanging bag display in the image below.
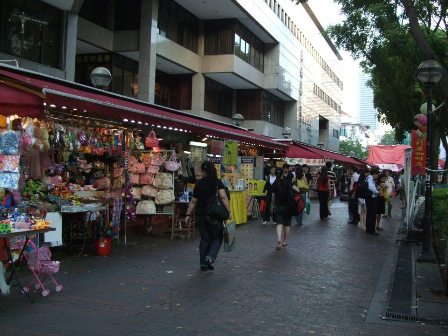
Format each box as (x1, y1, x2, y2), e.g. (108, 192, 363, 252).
(145, 130, 159, 148)
(164, 153, 181, 172)
(153, 172, 173, 189)
(136, 200, 156, 215)
(130, 173, 140, 185)
(155, 189, 175, 205)
(147, 165, 160, 174)
(141, 153, 152, 167)
(151, 153, 165, 166)
(141, 185, 158, 198)
(140, 173, 155, 185)
(131, 187, 142, 200)
(129, 162, 145, 174)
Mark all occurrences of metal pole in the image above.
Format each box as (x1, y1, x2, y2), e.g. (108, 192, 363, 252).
(418, 83, 435, 262)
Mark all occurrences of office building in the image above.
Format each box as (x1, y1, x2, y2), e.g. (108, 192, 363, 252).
(359, 71, 378, 132)
(0, 0, 343, 151)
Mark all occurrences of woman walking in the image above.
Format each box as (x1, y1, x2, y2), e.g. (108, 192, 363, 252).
(263, 166, 277, 225)
(357, 168, 370, 230)
(271, 164, 294, 250)
(317, 167, 330, 221)
(294, 166, 308, 226)
(186, 161, 231, 271)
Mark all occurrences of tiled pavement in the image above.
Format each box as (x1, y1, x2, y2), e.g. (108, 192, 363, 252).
(1, 200, 447, 336)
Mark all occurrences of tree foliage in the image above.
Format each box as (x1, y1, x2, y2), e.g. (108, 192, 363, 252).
(379, 130, 399, 145)
(339, 138, 368, 160)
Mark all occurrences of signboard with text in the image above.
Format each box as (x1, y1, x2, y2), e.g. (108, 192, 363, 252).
(411, 130, 427, 176)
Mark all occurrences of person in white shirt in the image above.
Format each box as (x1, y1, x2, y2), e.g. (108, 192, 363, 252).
(384, 170, 395, 218)
(262, 166, 277, 225)
(366, 168, 380, 235)
(348, 166, 360, 225)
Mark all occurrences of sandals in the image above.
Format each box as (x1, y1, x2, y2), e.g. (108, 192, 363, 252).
(276, 242, 282, 251)
(282, 242, 288, 247)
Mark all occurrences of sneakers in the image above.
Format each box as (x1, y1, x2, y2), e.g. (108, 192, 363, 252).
(263, 221, 268, 225)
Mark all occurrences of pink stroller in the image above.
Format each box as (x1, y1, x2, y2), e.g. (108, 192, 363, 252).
(22, 241, 63, 297)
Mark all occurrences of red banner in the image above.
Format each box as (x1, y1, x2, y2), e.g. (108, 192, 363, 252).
(411, 130, 427, 175)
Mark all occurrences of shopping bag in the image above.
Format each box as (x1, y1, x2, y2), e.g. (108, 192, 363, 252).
(223, 220, 236, 252)
(305, 193, 311, 215)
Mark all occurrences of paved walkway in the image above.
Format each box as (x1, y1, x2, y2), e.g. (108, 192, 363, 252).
(1, 200, 447, 336)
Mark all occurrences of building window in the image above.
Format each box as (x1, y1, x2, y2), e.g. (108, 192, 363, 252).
(158, 0, 199, 53)
(333, 129, 339, 138)
(204, 20, 264, 72)
(0, 0, 63, 69)
(204, 78, 233, 118)
(80, 0, 110, 29)
(114, 0, 141, 31)
(262, 92, 284, 127)
(155, 71, 192, 110)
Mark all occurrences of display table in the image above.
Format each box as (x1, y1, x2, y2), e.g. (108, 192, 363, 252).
(229, 191, 247, 225)
(0, 227, 55, 301)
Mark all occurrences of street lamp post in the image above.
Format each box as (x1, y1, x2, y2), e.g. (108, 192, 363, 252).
(416, 60, 444, 262)
(90, 67, 112, 89)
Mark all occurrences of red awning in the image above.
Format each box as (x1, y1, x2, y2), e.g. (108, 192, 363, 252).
(295, 143, 362, 166)
(0, 68, 285, 150)
(0, 81, 42, 117)
(286, 144, 324, 159)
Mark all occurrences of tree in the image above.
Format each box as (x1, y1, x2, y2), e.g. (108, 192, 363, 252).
(339, 138, 368, 159)
(379, 130, 399, 145)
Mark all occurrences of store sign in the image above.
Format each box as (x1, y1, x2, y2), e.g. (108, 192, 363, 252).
(223, 141, 238, 165)
(241, 157, 254, 164)
(208, 157, 222, 164)
(285, 158, 325, 166)
(411, 130, 427, 176)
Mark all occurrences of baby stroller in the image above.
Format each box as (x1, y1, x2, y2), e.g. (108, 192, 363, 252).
(22, 240, 63, 297)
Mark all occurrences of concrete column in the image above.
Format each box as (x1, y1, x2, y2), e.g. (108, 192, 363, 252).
(138, 0, 159, 103)
(284, 101, 299, 140)
(64, 13, 78, 81)
(191, 73, 205, 114)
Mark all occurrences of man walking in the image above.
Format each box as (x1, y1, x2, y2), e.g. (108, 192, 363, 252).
(326, 162, 336, 216)
(348, 166, 360, 225)
(366, 168, 380, 235)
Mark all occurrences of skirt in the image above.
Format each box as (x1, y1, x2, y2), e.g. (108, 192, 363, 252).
(377, 196, 386, 215)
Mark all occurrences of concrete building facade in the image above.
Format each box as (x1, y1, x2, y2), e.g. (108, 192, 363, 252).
(359, 71, 378, 133)
(0, 0, 343, 151)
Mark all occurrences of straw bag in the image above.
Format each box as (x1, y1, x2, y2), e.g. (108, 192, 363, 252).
(153, 172, 173, 189)
(141, 153, 152, 167)
(145, 130, 159, 148)
(136, 200, 156, 215)
(140, 173, 154, 185)
(164, 153, 181, 172)
(141, 185, 158, 198)
(155, 189, 175, 205)
(129, 162, 145, 174)
(151, 153, 165, 166)
(131, 187, 141, 200)
(147, 165, 160, 174)
(130, 173, 140, 185)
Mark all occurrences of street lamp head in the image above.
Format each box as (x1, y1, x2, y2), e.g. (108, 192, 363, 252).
(282, 127, 292, 139)
(232, 113, 244, 126)
(90, 67, 112, 88)
(416, 60, 444, 85)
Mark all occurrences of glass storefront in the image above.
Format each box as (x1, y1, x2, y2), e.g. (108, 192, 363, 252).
(0, 0, 62, 68)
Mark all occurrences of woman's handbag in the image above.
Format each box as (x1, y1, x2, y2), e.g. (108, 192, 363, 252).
(145, 130, 159, 148)
(141, 153, 152, 167)
(93, 177, 111, 190)
(136, 200, 156, 215)
(128, 155, 138, 166)
(164, 153, 181, 172)
(129, 162, 145, 174)
(223, 220, 236, 252)
(141, 185, 158, 198)
(147, 165, 160, 174)
(155, 189, 175, 205)
(153, 172, 173, 189)
(130, 173, 140, 185)
(113, 167, 124, 178)
(151, 153, 165, 166)
(206, 185, 229, 221)
(131, 187, 142, 200)
(140, 173, 154, 185)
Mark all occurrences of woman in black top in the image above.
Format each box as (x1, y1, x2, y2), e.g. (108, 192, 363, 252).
(271, 164, 295, 250)
(262, 166, 277, 225)
(186, 161, 231, 271)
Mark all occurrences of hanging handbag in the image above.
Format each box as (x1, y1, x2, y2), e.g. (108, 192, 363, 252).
(206, 184, 230, 221)
(155, 189, 175, 205)
(130, 173, 140, 185)
(113, 167, 124, 178)
(141, 185, 158, 198)
(153, 172, 173, 189)
(140, 173, 155, 185)
(136, 200, 156, 215)
(151, 153, 165, 166)
(131, 187, 142, 200)
(147, 165, 160, 174)
(164, 153, 181, 172)
(141, 153, 152, 167)
(145, 130, 159, 148)
(93, 177, 111, 190)
(129, 162, 145, 174)
(223, 220, 236, 252)
(128, 155, 138, 166)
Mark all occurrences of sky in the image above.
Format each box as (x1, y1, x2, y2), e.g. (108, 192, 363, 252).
(308, 0, 361, 120)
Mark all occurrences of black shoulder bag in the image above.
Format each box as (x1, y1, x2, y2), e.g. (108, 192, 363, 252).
(206, 183, 230, 221)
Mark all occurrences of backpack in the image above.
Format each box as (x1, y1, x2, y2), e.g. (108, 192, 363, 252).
(357, 180, 372, 199)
